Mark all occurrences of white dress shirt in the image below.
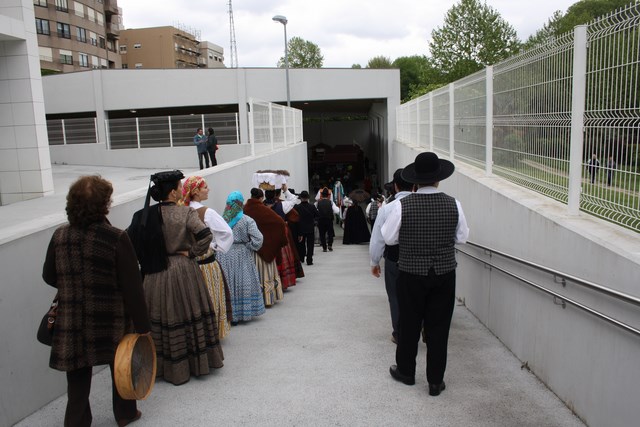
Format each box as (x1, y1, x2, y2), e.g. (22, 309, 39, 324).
(280, 189, 300, 214)
(189, 201, 234, 253)
(369, 191, 412, 267)
(381, 186, 469, 246)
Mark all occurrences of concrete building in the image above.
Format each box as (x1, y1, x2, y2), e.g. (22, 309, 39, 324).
(34, 0, 122, 73)
(1, 0, 54, 205)
(119, 25, 218, 69)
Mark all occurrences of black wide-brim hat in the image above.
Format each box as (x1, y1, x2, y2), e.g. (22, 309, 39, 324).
(401, 152, 454, 184)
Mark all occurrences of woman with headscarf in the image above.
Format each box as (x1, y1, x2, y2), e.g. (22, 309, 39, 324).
(43, 175, 150, 427)
(243, 188, 288, 306)
(342, 196, 371, 245)
(216, 191, 266, 322)
(127, 170, 224, 386)
(182, 176, 234, 339)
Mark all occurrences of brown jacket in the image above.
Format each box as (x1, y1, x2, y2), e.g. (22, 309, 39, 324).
(243, 198, 288, 262)
(42, 221, 150, 371)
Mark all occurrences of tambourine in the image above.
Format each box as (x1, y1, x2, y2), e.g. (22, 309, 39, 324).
(114, 333, 157, 400)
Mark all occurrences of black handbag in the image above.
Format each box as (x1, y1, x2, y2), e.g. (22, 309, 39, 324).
(37, 298, 58, 346)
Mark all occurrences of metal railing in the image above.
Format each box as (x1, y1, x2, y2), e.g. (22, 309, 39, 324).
(457, 241, 640, 337)
(397, 3, 640, 232)
(248, 98, 304, 155)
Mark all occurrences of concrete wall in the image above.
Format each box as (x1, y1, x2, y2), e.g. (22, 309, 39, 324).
(1, 143, 308, 427)
(392, 141, 640, 427)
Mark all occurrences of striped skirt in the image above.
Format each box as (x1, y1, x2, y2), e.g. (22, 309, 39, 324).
(254, 253, 284, 306)
(143, 254, 224, 386)
(198, 253, 231, 340)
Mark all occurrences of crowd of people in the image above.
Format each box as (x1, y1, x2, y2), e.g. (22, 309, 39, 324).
(41, 151, 471, 426)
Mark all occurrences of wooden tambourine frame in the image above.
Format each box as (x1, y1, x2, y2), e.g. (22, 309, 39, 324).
(114, 333, 157, 400)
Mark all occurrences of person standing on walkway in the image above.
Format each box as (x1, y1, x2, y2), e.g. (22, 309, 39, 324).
(370, 169, 413, 344)
(382, 152, 469, 396)
(193, 128, 209, 170)
(294, 190, 319, 265)
(43, 175, 150, 427)
(587, 153, 600, 184)
(127, 170, 224, 386)
(206, 128, 218, 167)
(316, 188, 339, 252)
(607, 155, 616, 186)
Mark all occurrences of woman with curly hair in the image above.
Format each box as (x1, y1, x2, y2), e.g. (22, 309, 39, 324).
(43, 175, 150, 427)
(216, 191, 266, 323)
(127, 170, 224, 386)
(182, 176, 234, 339)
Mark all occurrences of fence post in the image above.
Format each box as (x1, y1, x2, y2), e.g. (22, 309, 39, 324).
(283, 106, 287, 146)
(61, 119, 67, 145)
(201, 114, 205, 133)
(168, 116, 173, 148)
(248, 99, 256, 156)
(429, 93, 434, 152)
(416, 98, 421, 148)
(449, 83, 455, 159)
(135, 117, 141, 149)
(105, 119, 111, 149)
(269, 103, 274, 152)
(94, 117, 98, 144)
(235, 113, 240, 144)
(485, 66, 493, 176)
(568, 25, 588, 214)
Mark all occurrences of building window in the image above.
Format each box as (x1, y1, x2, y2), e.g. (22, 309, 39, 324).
(89, 31, 97, 46)
(76, 27, 87, 43)
(34, 0, 48, 7)
(39, 47, 53, 62)
(73, 1, 83, 17)
(98, 36, 105, 48)
(135, 63, 142, 69)
(91, 55, 99, 69)
(79, 53, 89, 67)
(119, 45, 127, 54)
(122, 64, 128, 69)
(87, 7, 95, 22)
(56, 22, 71, 39)
(59, 50, 73, 65)
(96, 12, 104, 26)
(35, 18, 50, 35)
(55, 0, 68, 12)
(134, 43, 141, 49)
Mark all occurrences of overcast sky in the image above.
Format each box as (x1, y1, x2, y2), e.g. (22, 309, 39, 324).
(116, 0, 579, 68)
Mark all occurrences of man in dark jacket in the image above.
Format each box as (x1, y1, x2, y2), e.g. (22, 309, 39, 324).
(316, 188, 339, 252)
(294, 191, 319, 265)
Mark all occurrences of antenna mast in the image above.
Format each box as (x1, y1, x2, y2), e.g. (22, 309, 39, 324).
(228, 0, 238, 68)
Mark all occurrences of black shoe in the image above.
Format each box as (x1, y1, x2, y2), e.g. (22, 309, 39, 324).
(328, 246, 333, 251)
(307, 261, 313, 265)
(389, 365, 415, 385)
(323, 248, 327, 252)
(428, 382, 446, 396)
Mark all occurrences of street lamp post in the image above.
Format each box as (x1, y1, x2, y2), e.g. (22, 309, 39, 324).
(272, 14, 291, 107)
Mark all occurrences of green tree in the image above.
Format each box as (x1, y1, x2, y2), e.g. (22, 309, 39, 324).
(278, 36, 324, 68)
(351, 64, 362, 69)
(524, 0, 632, 47)
(429, 0, 520, 80)
(392, 55, 446, 101)
(366, 56, 393, 68)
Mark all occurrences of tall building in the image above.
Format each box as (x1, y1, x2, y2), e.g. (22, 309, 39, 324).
(199, 41, 225, 68)
(34, 0, 122, 73)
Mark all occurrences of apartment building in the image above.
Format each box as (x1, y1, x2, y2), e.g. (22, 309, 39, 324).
(34, 0, 122, 73)
(119, 26, 225, 69)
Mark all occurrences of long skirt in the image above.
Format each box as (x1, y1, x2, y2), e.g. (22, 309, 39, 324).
(143, 254, 224, 386)
(198, 253, 231, 340)
(217, 243, 266, 322)
(277, 242, 298, 290)
(254, 253, 284, 306)
(287, 227, 305, 279)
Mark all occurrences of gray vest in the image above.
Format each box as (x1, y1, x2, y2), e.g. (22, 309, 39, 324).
(398, 192, 458, 275)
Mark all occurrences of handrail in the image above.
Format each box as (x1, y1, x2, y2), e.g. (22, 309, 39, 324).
(464, 241, 640, 308)
(456, 243, 640, 338)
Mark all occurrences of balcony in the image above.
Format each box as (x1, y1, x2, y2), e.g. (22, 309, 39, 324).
(104, 0, 119, 15)
(106, 22, 121, 38)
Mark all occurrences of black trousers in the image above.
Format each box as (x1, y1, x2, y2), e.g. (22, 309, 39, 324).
(317, 218, 334, 249)
(206, 148, 217, 167)
(384, 257, 400, 339)
(198, 152, 209, 169)
(395, 269, 456, 384)
(65, 363, 137, 427)
(296, 231, 315, 263)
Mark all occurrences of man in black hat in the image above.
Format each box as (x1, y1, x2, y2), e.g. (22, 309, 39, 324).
(369, 168, 414, 344)
(316, 188, 339, 252)
(293, 191, 319, 265)
(381, 152, 469, 396)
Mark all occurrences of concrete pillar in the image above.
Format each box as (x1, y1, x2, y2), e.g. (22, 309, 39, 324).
(0, 1, 54, 205)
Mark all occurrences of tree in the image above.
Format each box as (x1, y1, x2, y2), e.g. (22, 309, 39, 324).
(524, 0, 632, 48)
(278, 36, 323, 68)
(392, 55, 441, 101)
(351, 64, 362, 69)
(429, 0, 520, 80)
(366, 56, 393, 69)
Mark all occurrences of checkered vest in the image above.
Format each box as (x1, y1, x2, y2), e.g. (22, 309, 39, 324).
(398, 192, 458, 275)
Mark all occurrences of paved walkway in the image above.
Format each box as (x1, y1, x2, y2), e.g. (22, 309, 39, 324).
(16, 235, 584, 426)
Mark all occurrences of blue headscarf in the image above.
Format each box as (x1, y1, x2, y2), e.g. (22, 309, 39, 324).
(222, 191, 244, 228)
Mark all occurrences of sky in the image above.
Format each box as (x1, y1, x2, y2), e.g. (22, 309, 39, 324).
(115, 0, 579, 68)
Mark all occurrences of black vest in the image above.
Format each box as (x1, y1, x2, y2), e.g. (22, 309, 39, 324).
(317, 199, 333, 219)
(398, 192, 458, 275)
